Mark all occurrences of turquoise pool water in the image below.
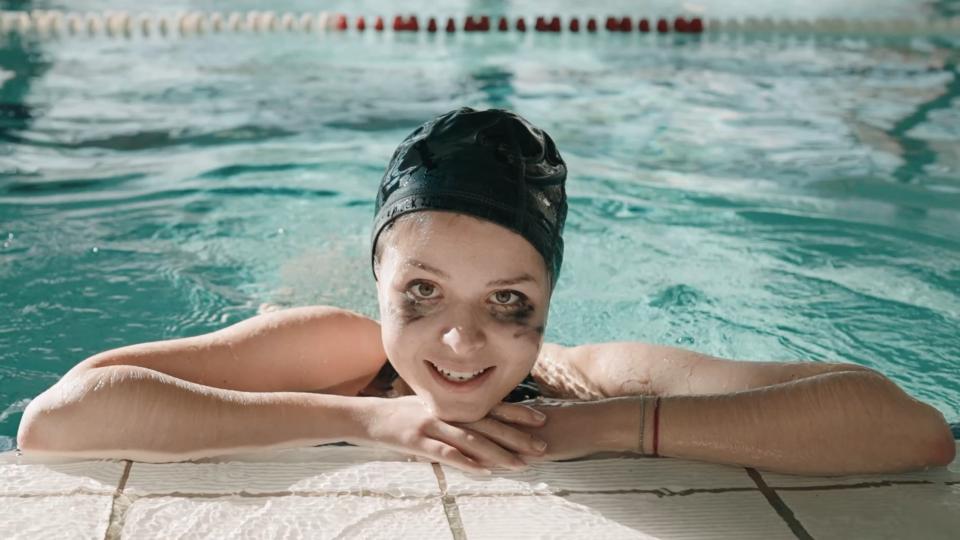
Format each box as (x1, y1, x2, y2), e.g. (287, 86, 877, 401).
(1, 1, 959, 450)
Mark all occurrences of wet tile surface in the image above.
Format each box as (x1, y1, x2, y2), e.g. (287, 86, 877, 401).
(456, 492, 793, 540)
(122, 494, 452, 540)
(455, 494, 653, 539)
(562, 492, 795, 540)
(441, 457, 756, 496)
(0, 442, 956, 539)
(0, 458, 124, 495)
(125, 459, 440, 497)
(0, 495, 113, 540)
(779, 483, 960, 540)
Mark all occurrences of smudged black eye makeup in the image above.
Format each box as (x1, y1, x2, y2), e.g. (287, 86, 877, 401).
(495, 302, 534, 323)
(389, 279, 546, 342)
(394, 295, 431, 325)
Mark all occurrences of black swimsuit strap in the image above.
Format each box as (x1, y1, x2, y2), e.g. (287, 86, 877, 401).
(503, 373, 543, 403)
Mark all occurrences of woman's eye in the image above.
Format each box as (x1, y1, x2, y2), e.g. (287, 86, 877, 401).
(491, 291, 522, 305)
(410, 282, 437, 298)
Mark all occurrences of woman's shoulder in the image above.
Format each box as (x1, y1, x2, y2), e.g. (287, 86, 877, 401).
(532, 341, 675, 399)
(242, 304, 387, 395)
(530, 342, 608, 400)
(256, 303, 380, 325)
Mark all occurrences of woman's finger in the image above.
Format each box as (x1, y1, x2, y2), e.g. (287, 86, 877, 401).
(463, 417, 547, 457)
(427, 422, 528, 471)
(419, 440, 491, 476)
(487, 402, 547, 427)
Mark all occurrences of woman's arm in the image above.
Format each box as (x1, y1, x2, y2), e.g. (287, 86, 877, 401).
(16, 364, 548, 473)
(17, 364, 366, 461)
(65, 305, 388, 395)
(528, 342, 955, 474)
(18, 304, 386, 458)
(537, 341, 878, 398)
(608, 371, 955, 475)
(17, 306, 549, 470)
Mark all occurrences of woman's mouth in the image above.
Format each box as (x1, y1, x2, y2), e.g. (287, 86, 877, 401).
(425, 359, 495, 389)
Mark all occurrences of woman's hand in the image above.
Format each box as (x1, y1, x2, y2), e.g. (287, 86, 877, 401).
(355, 396, 549, 475)
(517, 398, 634, 462)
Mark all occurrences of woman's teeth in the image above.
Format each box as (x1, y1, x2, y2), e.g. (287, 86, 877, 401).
(428, 361, 489, 382)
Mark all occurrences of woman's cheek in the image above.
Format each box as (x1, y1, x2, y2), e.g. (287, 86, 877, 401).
(390, 295, 442, 328)
(495, 309, 546, 347)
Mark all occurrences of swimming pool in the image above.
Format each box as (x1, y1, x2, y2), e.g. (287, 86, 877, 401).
(1, 1, 959, 451)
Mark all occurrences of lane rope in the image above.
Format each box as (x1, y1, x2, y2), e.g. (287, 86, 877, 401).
(1, 10, 958, 38)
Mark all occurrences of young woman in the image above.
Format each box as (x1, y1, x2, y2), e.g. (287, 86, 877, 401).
(16, 108, 954, 476)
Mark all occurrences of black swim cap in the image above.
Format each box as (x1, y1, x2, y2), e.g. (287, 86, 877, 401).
(371, 107, 568, 288)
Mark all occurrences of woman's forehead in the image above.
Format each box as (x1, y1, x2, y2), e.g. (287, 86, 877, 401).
(382, 212, 549, 290)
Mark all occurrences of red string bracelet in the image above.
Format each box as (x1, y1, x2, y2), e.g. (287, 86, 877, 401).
(652, 396, 662, 457)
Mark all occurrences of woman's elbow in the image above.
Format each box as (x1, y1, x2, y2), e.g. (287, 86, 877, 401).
(928, 423, 956, 467)
(908, 402, 956, 469)
(15, 371, 96, 453)
(16, 397, 60, 452)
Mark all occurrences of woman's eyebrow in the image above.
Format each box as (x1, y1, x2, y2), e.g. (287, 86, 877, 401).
(486, 275, 537, 287)
(404, 259, 449, 278)
(403, 259, 538, 287)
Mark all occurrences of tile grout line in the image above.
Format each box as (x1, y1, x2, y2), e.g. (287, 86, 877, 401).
(7, 479, 948, 499)
(746, 468, 814, 540)
(103, 460, 132, 540)
(431, 463, 467, 540)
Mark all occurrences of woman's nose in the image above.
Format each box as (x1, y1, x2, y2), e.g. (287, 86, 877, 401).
(441, 324, 485, 356)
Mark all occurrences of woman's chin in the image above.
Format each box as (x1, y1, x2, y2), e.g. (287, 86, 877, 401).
(427, 399, 493, 424)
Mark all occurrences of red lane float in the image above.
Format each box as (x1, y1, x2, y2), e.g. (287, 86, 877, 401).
(253, 12, 708, 35)
(17, 10, 960, 39)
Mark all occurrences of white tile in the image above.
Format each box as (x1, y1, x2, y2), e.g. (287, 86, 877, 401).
(456, 494, 654, 539)
(0, 495, 112, 540)
(457, 492, 793, 540)
(122, 494, 453, 540)
(442, 456, 755, 495)
(562, 492, 795, 540)
(125, 459, 440, 497)
(758, 442, 960, 488)
(0, 458, 125, 496)
(780, 483, 960, 539)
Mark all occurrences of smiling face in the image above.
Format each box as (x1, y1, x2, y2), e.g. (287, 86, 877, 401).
(373, 210, 553, 422)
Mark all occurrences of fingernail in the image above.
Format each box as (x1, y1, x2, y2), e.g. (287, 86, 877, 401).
(533, 439, 547, 453)
(532, 410, 547, 421)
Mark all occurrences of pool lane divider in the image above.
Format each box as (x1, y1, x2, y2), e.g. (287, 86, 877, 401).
(1, 10, 958, 38)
